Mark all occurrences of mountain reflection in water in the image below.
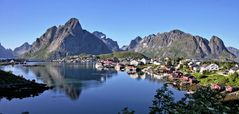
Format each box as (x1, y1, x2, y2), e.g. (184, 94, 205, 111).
(0, 63, 186, 114)
(9, 63, 117, 100)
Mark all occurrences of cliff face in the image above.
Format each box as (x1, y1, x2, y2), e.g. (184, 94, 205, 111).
(0, 43, 14, 58)
(129, 29, 235, 59)
(127, 36, 142, 51)
(93, 31, 120, 51)
(23, 18, 112, 60)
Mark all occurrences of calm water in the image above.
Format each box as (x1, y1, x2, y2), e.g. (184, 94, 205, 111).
(0, 63, 185, 114)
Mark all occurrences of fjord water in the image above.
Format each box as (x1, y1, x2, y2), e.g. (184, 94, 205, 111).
(0, 63, 185, 114)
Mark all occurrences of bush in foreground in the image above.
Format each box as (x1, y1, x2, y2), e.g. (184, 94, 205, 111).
(119, 84, 239, 114)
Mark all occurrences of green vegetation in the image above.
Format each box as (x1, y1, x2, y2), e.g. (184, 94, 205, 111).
(119, 84, 239, 114)
(97, 51, 148, 59)
(177, 60, 239, 86)
(227, 73, 239, 86)
(0, 70, 30, 84)
(179, 65, 192, 74)
(202, 61, 237, 70)
(0, 69, 50, 100)
(24, 47, 52, 60)
(199, 74, 227, 85)
(136, 64, 161, 71)
(192, 72, 239, 86)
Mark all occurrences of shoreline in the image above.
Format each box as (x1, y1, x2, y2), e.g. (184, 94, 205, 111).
(0, 69, 52, 100)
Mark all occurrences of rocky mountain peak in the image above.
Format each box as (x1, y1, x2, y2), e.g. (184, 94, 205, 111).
(22, 42, 30, 46)
(135, 36, 142, 41)
(210, 36, 223, 44)
(131, 29, 235, 59)
(0, 43, 14, 58)
(209, 36, 227, 53)
(93, 31, 119, 51)
(64, 18, 82, 31)
(93, 31, 106, 39)
(23, 18, 111, 60)
(14, 42, 32, 56)
(127, 36, 142, 51)
(170, 29, 185, 34)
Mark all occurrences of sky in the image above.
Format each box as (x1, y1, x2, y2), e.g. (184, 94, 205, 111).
(0, 0, 239, 49)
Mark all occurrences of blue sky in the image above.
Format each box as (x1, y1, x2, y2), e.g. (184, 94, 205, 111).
(0, 0, 239, 49)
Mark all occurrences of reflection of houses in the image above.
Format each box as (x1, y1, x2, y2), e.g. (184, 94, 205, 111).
(128, 73, 146, 80)
(115, 63, 125, 71)
(126, 65, 137, 74)
(129, 73, 139, 79)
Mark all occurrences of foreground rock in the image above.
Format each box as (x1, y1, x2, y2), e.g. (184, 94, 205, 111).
(0, 70, 51, 100)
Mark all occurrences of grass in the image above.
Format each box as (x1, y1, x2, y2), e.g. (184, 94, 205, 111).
(199, 74, 227, 85)
(136, 64, 159, 69)
(191, 72, 239, 86)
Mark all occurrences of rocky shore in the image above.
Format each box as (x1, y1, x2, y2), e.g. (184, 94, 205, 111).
(0, 70, 51, 100)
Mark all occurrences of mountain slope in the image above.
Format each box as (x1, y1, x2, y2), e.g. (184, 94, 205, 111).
(131, 29, 235, 59)
(14, 42, 32, 56)
(0, 43, 14, 58)
(127, 36, 142, 51)
(228, 47, 239, 57)
(93, 31, 120, 51)
(23, 18, 112, 60)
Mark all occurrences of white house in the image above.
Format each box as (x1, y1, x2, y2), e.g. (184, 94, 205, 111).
(200, 64, 219, 73)
(130, 60, 140, 66)
(229, 67, 239, 74)
(153, 61, 161, 65)
(140, 58, 150, 64)
(207, 64, 219, 71)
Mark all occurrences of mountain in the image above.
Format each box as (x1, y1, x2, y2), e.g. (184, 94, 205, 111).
(0, 43, 14, 58)
(228, 47, 239, 57)
(127, 36, 142, 51)
(93, 31, 120, 51)
(23, 18, 112, 60)
(14, 42, 32, 56)
(130, 29, 235, 59)
(121, 45, 129, 51)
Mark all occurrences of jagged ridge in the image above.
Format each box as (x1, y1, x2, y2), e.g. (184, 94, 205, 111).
(128, 29, 235, 59)
(23, 18, 112, 60)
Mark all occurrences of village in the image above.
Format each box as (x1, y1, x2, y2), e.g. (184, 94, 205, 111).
(2, 54, 239, 95)
(93, 56, 239, 95)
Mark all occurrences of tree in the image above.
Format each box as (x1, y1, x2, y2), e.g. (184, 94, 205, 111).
(121, 84, 239, 114)
(149, 84, 239, 114)
(149, 84, 175, 114)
